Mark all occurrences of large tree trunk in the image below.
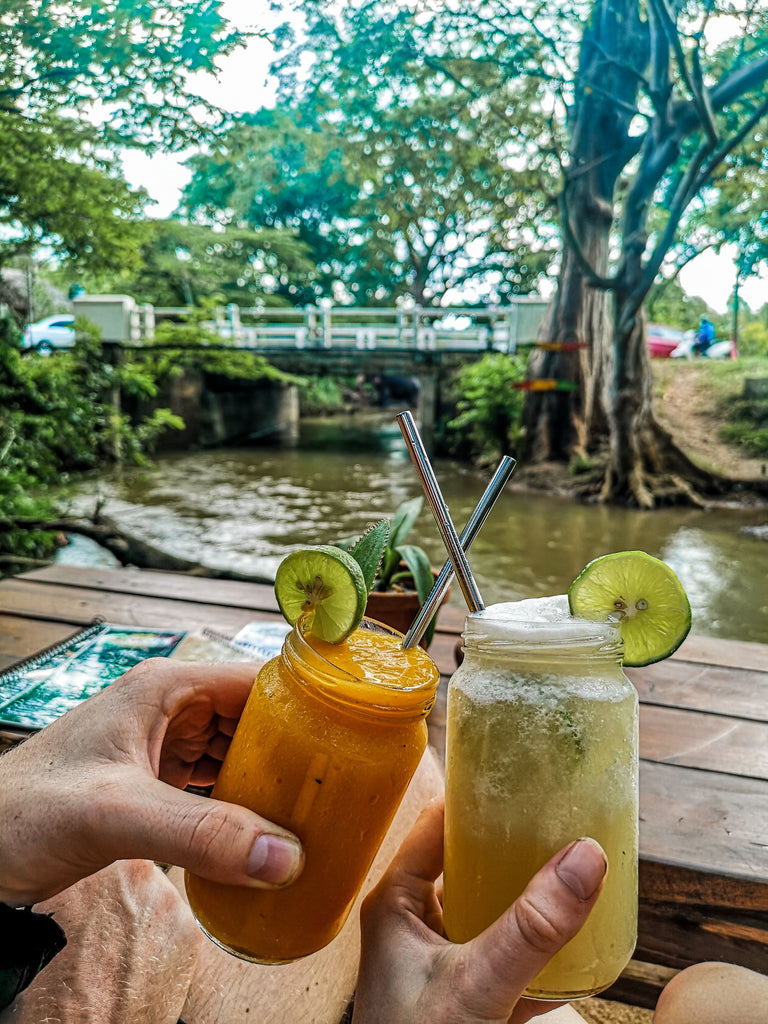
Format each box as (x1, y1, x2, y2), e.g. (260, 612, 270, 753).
(601, 303, 657, 506)
(522, 0, 768, 507)
(525, 0, 637, 469)
(526, 201, 613, 461)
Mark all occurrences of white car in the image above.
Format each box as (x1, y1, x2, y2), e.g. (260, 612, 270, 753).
(21, 314, 76, 352)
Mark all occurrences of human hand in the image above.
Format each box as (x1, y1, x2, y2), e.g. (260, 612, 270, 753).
(2, 860, 201, 1024)
(0, 659, 303, 905)
(353, 800, 607, 1024)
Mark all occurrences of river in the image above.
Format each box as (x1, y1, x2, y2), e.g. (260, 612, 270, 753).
(58, 417, 768, 645)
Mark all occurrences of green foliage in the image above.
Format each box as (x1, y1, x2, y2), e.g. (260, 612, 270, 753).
(347, 520, 390, 593)
(446, 354, 527, 463)
(1, 1, 244, 146)
(299, 376, 347, 416)
(646, 279, 709, 331)
(0, 1, 248, 280)
(0, 304, 298, 569)
(0, 111, 146, 275)
(339, 496, 437, 641)
(182, 110, 355, 304)
(126, 305, 301, 388)
(339, 496, 433, 594)
(0, 321, 184, 567)
(183, 11, 557, 307)
(719, 395, 768, 457)
(737, 320, 768, 358)
(55, 220, 317, 309)
(374, 496, 437, 644)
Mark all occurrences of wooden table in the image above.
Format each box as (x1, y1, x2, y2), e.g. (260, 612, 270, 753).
(2, 564, 767, 1007)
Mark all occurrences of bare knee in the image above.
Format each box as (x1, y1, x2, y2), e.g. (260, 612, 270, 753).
(655, 962, 768, 1024)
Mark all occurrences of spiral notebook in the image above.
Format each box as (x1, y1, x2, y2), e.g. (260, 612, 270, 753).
(0, 619, 290, 741)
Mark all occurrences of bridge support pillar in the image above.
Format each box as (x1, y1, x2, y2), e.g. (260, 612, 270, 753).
(417, 373, 437, 452)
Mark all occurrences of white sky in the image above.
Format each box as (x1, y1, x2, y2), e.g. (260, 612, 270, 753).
(119, 0, 766, 316)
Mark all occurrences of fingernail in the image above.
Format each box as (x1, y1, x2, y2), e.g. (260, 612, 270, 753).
(247, 834, 303, 886)
(556, 838, 607, 900)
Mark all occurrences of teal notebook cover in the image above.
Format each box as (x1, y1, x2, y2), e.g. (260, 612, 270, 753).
(0, 623, 185, 733)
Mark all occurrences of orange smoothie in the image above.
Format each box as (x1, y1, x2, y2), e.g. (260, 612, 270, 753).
(186, 618, 438, 963)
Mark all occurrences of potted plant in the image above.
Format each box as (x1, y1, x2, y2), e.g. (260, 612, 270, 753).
(338, 497, 449, 646)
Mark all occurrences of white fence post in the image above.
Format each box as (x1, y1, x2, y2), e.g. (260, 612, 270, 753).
(226, 303, 242, 343)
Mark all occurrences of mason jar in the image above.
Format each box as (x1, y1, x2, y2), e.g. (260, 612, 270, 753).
(186, 617, 439, 964)
(443, 596, 638, 999)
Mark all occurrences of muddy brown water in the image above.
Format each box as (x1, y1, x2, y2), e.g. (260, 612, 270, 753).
(59, 419, 768, 645)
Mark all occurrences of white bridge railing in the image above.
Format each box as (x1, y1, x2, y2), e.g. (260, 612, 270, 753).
(153, 299, 548, 354)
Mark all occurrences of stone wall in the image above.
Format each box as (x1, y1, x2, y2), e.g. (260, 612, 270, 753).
(133, 369, 299, 450)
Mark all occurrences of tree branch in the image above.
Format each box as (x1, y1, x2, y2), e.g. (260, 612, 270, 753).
(639, 93, 768, 301)
(648, 0, 718, 145)
(0, 516, 273, 584)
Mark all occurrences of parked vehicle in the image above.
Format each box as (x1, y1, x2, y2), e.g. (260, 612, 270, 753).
(21, 315, 75, 353)
(646, 323, 687, 358)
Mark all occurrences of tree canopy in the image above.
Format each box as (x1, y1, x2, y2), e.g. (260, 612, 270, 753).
(67, 218, 317, 308)
(267, 0, 768, 503)
(180, 27, 557, 306)
(0, 0, 248, 276)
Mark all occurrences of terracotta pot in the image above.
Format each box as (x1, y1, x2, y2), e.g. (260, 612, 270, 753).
(365, 569, 449, 648)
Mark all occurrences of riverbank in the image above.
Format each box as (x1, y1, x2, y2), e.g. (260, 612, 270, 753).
(511, 359, 768, 508)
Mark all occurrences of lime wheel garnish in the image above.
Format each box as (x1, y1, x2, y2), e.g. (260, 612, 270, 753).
(274, 545, 368, 643)
(568, 550, 691, 667)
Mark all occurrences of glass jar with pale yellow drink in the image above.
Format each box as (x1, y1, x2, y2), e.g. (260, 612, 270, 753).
(443, 595, 638, 1000)
(186, 617, 439, 964)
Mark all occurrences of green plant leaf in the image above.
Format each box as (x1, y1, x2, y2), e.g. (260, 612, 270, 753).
(348, 519, 390, 593)
(395, 544, 434, 602)
(395, 543, 439, 646)
(389, 496, 423, 550)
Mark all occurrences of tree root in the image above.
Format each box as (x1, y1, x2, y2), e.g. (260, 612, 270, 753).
(0, 514, 274, 583)
(592, 421, 768, 508)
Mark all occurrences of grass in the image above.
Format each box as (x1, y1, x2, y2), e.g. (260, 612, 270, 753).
(709, 357, 768, 457)
(652, 354, 768, 460)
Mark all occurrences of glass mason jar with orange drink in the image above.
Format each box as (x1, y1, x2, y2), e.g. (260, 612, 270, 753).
(186, 542, 439, 963)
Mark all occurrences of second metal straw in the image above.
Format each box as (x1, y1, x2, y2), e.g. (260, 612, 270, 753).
(402, 454, 516, 648)
(397, 410, 485, 614)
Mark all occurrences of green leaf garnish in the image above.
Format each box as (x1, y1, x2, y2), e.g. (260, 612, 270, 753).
(347, 519, 390, 593)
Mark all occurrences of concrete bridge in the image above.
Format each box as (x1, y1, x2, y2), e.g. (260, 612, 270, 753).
(80, 296, 548, 448)
(152, 298, 548, 372)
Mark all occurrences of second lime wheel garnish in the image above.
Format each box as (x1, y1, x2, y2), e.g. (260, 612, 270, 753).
(567, 550, 691, 667)
(275, 545, 368, 644)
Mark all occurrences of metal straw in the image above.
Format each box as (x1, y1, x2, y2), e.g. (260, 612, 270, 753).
(396, 410, 485, 614)
(402, 454, 517, 648)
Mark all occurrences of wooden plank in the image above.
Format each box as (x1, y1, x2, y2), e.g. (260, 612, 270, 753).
(433, 610, 768, 672)
(4, 568, 768, 979)
(0, 615, 81, 662)
(671, 634, 768, 673)
(639, 760, 768, 885)
(433, 604, 467, 634)
(425, 631, 460, 679)
(18, 565, 278, 612)
(604, 959, 679, 1011)
(628, 660, 768, 722)
(0, 579, 282, 637)
(18, 566, 465, 640)
(636, 863, 768, 975)
(639, 704, 768, 781)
